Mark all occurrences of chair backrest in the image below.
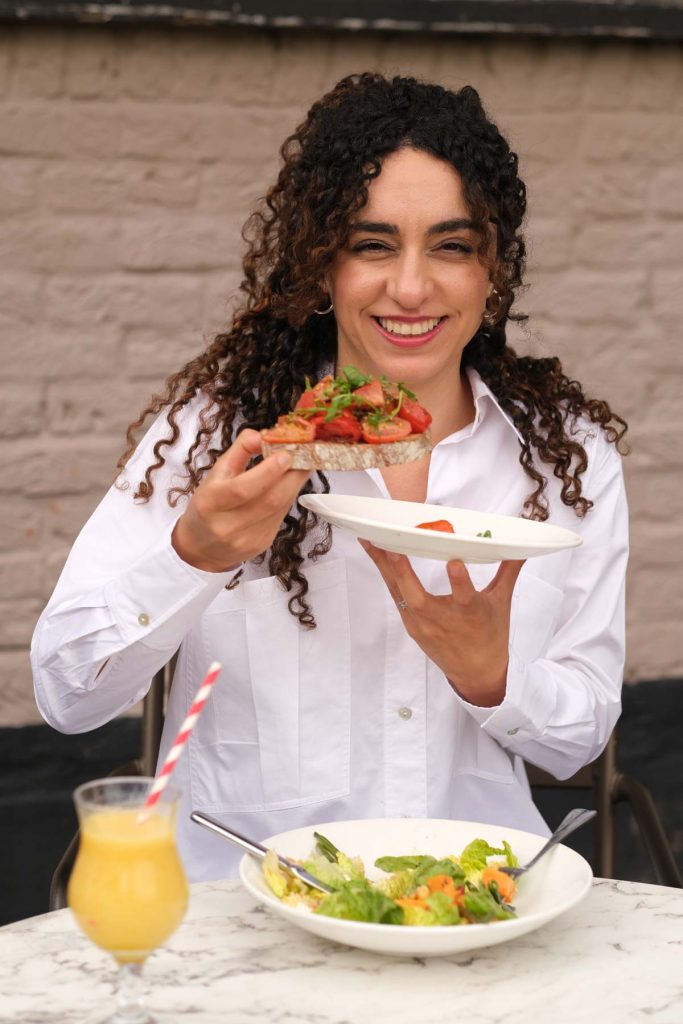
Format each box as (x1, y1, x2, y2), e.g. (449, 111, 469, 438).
(526, 735, 616, 878)
(527, 732, 681, 887)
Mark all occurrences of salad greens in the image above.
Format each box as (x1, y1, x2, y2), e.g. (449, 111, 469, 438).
(262, 832, 520, 927)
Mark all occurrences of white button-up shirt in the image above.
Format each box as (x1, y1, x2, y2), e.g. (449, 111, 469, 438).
(31, 368, 628, 882)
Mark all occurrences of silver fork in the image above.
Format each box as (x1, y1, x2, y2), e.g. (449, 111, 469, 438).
(190, 811, 334, 894)
(500, 807, 596, 879)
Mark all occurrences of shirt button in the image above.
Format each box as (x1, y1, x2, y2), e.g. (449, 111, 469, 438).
(138, 613, 150, 626)
(507, 727, 519, 736)
(398, 707, 412, 720)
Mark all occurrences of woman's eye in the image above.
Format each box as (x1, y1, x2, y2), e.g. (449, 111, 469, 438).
(352, 240, 392, 254)
(438, 240, 474, 255)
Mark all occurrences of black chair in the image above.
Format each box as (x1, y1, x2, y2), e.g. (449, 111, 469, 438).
(526, 732, 682, 887)
(50, 665, 681, 909)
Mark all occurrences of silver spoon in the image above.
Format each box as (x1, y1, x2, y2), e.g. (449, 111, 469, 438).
(190, 811, 334, 893)
(500, 807, 596, 879)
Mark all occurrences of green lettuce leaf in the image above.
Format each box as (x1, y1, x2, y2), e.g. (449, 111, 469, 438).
(462, 885, 516, 922)
(315, 879, 404, 924)
(400, 892, 462, 927)
(502, 840, 519, 868)
(262, 848, 289, 899)
(304, 832, 365, 890)
(374, 855, 434, 874)
(374, 868, 419, 900)
(413, 858, 466, 888)
(458, 839, 507, 877)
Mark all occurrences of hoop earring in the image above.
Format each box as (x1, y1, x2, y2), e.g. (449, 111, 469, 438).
(314, 301, 334, 315)
(481, 288, 500, 327)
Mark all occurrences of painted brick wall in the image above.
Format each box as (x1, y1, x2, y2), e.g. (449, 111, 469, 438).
(1, 25, 682, 725)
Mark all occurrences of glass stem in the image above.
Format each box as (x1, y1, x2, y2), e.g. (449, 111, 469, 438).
(114, 961, 149, 1023)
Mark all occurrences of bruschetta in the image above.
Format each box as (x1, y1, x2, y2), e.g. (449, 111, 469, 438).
(260, 366, 433, 470)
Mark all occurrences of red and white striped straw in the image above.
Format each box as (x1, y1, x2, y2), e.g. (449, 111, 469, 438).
(144, 661, 222, 809)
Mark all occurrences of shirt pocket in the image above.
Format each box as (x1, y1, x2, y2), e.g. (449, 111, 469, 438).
(191, 558, 351, 813)
(509, 571, 565, 664)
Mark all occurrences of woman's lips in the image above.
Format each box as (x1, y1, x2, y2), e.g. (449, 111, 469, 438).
(371, 316, 448, 348)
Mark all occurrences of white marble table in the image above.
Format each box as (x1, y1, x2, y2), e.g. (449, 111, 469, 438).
(1, 878, 681, 1024)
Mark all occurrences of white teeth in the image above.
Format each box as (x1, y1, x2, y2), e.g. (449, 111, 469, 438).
(378, 317, 441, 336)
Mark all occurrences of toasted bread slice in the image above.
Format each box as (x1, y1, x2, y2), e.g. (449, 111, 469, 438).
(262, 430, 433, 470)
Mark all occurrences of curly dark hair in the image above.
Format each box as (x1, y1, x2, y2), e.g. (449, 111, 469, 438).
(118, 72, 627, 627)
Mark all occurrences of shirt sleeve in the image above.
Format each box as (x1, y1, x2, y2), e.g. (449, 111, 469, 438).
(31, 398, 236, 734)
(451, 430, 629, 779)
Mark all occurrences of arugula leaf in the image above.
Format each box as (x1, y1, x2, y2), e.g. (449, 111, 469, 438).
(341, 365, 372, 390)
(315, 879, 404, 924)
(397, 381, 417, 400)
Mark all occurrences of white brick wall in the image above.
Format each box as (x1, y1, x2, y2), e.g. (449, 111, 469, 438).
(1, 25, 682, 724)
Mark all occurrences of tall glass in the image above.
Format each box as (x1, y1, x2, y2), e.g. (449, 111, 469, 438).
(67, 777, 189, 1024)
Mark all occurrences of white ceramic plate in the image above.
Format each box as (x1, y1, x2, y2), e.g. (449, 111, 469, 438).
(240, 818, 593, 957)
(298, 494, 582, 564)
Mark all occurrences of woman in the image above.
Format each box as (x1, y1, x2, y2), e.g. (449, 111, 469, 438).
(32, 73, 628, 882)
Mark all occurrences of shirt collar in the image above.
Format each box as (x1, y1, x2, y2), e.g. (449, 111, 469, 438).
(455, 366, 525, 446)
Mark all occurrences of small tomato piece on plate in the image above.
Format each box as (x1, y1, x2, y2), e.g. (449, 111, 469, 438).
(395, 396, 432, 433)
(416, 520, 455, 533)
(352, 378, 384, 410)
(311, 409, 363, 442)
(360, 416, 412, 444)
(261, 415, 316, 444)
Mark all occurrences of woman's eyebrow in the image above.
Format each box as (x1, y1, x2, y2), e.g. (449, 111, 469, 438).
(349, 218, 476, 235)
(428, 218, 476, 235)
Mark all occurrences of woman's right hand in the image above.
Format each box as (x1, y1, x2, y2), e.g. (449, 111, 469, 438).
(171, 429, 310, 573)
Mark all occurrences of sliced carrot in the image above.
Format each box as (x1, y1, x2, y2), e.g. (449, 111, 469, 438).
(426, 874, 457, 901)
(396, 897, 429, 910)
(482, 866, 517, 904)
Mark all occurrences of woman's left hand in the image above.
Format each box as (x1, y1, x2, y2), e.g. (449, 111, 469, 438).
(360, 541, 525, 708)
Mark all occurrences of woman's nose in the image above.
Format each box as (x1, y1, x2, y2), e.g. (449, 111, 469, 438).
(385, 253, 434, 309)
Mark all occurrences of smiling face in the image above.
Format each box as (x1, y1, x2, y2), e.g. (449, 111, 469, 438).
(328, 147, 493, 396)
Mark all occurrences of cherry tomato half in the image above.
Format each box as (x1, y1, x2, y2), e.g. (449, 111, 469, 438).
(310, 410, 363, 442)
(360, 416, 412, 444)
(294, 375, 335, 412)
(261, 415, 316, 444)
(394, 396, 432, 433)
(352, 378, 384, 410)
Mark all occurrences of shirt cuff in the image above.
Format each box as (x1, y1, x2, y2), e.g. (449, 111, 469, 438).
(104, 522, 237, 650)
(450, 650, 557, 746)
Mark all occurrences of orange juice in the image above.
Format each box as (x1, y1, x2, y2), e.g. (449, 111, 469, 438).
(68, 807, 189, 964)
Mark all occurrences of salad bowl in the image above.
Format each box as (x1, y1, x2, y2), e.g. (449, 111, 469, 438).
(239, 817, 593, 957)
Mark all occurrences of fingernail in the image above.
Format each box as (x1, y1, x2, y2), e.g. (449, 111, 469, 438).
(276, 452, 292, 469)
(358, 538, 370, 551)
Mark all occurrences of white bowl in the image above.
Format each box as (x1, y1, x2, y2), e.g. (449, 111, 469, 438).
(240, 818, 593, 957)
